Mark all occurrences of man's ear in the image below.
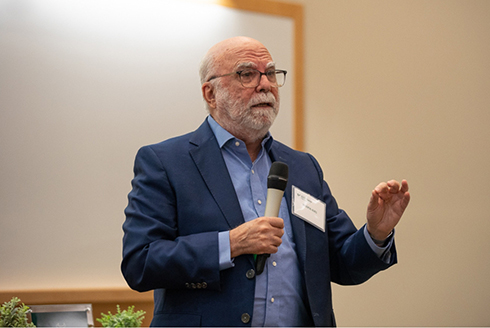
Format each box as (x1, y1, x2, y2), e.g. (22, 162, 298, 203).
(202, 82, 216, 109)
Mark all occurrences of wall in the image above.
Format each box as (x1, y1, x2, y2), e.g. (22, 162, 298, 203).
(0, 0, 294, 290)
(284, 0, 490, 326)
(0, 0, 298, 326)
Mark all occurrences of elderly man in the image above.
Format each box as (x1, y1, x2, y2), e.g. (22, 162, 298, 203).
(122, 36, 410, 327)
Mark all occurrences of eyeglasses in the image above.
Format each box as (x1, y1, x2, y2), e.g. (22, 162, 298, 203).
(207, 69, 287, 88)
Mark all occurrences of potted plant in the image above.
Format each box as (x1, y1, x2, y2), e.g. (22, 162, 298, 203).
(97, 305, 145, 327)
(0, 297, 35, 327)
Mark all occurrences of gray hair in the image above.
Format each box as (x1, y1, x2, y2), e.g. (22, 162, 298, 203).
(199, 51, 216, 85)
(199, 51, 220, 112)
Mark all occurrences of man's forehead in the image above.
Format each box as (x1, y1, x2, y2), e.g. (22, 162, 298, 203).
(221, 45, 273, 66)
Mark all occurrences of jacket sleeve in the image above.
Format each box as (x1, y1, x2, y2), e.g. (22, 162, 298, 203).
(121, 145, 221, 292)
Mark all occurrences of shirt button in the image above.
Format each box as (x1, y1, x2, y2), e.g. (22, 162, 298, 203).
(246, 269, 255, 279)
(257, 199, 262, 205)
(235, 141, 240, 147)
(241, 313, 251, 324)
(271, 297, 275, 303)
(251, 169, 255, 174)
(272, 261, 277, 267)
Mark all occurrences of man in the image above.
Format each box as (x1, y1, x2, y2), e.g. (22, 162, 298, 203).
(121, 36, 410, 327)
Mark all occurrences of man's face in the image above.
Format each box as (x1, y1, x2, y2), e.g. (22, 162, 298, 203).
(211, 41, 280, 142)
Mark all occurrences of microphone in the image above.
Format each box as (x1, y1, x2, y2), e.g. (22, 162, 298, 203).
(256, 161, 289, 275)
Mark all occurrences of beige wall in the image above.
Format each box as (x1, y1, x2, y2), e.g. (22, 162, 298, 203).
(0, 0, 295, 291)
(285, 0, 490, 326)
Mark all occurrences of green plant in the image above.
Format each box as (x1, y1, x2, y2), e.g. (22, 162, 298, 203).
(96, 305, 145, 327)
(0, 297, 35, 327)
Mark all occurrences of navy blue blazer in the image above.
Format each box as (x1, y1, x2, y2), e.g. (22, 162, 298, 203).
(122, 119, 396, 327)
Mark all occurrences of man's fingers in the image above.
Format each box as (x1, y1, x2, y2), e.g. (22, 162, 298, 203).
(230, 218, 285, 258)
(267, 217, 285, 229)
(375, 180, 409, 197)
(400, 179, 409, 193)
(367, 190, 380, 211)
(387, 180, 401, 193)
(374, 182, 388, 195)
(254, 217, 284, 239)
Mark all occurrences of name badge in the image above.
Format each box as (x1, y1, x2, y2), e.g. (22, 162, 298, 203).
(292, 185, 326, 232)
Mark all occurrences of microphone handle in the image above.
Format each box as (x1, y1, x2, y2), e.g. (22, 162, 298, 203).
(256, 188, 284, 275)
(256, 254, 269, 275)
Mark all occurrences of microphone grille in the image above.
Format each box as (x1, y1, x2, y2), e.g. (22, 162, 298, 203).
(267, 161, 289, 191)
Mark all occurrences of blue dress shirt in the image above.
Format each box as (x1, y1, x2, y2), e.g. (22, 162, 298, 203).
(208, 116, 392, 326)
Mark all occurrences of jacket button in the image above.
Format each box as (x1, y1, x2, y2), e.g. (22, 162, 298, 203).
(202, 282, 207, 289)
(241, 313, 251, 324)
(246, 269, 255, 279)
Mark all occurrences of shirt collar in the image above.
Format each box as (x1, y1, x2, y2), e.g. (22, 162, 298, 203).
(207, 115, 273, 151)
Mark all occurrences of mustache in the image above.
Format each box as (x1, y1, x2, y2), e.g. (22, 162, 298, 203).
(248, 92, 277, 107)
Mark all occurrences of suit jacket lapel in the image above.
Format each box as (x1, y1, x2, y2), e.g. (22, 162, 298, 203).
(188, 120, 245, 230)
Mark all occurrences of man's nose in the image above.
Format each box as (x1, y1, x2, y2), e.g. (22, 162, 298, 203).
(255, 74, 272, 93)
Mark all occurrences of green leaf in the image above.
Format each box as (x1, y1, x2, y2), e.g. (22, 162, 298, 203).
(96, 305, 146, 327)
(0, 297, 36, 327)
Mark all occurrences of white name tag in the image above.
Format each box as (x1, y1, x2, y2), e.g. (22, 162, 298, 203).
(292, 185, 326, 232)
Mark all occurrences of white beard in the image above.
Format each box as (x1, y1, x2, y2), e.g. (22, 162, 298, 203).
(215, 88, 279, 142)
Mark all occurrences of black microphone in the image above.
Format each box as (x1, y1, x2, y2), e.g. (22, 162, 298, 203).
(256, 161, 289, 275)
